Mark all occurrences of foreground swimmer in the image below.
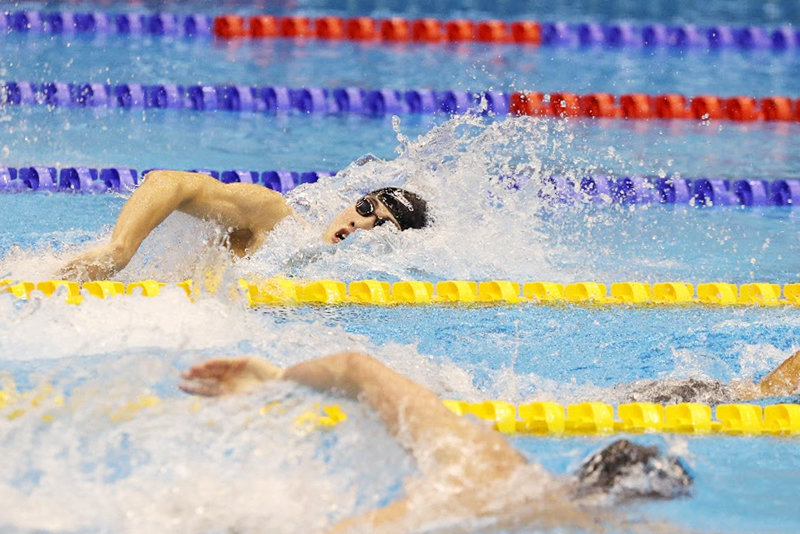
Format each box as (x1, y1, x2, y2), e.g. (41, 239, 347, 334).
(180, 351, 699, 533)
(59, 170, 428, 281)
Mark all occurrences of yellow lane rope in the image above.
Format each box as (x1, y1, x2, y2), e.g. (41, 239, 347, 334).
(3, 278, 800, 307)
(2, 382, 797, 436)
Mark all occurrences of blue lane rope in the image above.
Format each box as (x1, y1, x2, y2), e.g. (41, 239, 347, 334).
(2, 165, 799, 207)
(3, 81, 798, 124)
(540, 21, 798, 50)
(0, 167, 332, 194)
(1, 11, 212, 36)
(0, 10, 798, 52)
(0, 80, 510, 115)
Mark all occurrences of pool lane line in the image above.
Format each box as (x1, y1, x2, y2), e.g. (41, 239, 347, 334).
(3, 165, 800, 208)
(2, 10, 798, 52)
(2, 81, 799, 123)
(1, 383, 797, 436)
(442, 400, 800, 436)
(0, 166, 332, 194)
(4, 279, 800, 308)
(213, 15, 800, 53)
(1, 11, 213, 36)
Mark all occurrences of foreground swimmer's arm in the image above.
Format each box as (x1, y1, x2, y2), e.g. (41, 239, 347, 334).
(181, 353, 601, 533)
(180, 352, 526, 465)
(60, 170, 293, 281)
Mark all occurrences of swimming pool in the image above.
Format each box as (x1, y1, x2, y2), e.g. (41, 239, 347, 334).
(1, 1, 800, 532)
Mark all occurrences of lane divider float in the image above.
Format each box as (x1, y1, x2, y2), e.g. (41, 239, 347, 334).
(213, 14, 800, 52)
(443, 400, 800, 436)
(0, 166, 333, 194)
(510, 91, 800, 122)
(5, 279, 800, 307)
(2, 164, 800, 207)
(2, 10, 797, 53)
(0, 11, 212, 36)
(2, 381, 797, 436)
(2, 80, 799, 123)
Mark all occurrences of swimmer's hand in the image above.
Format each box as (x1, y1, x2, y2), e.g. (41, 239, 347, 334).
(60, 243, 124, 282)
(179, 356, 284, 396)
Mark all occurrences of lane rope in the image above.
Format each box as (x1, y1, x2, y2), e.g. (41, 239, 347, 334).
(212, 14, 800, 52)
(442, 400, 800, 436)
(1, 383, 797, 436)
(1, 11, 213, 36)
(2, 10, 798, 52)
(4, 279, 800, 307)
(2, 165, 800, 208)
(0, 166, 332, 194)
(2, 80, 799, 123)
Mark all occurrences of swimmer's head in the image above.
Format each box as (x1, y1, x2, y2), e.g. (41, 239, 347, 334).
(323, 188, 428, 244)
(575, 439, 693, 501)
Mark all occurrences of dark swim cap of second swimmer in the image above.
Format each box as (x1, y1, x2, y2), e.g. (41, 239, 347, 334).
(370, 187, 428, 231)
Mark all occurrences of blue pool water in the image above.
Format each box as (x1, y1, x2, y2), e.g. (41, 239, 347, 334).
(3, 32, 800, 96)
(2, 1, 800, 533)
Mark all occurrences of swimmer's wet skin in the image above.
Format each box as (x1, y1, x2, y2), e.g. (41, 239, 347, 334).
(180, 351, 698, 533)
(59, 170, 428, 281)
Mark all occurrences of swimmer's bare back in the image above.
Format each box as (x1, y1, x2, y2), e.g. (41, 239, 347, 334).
(60, 170, 294, 281)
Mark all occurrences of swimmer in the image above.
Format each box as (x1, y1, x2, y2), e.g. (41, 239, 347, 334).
(620, 348, 800, 405)
(180, 351, 701, 533)
(59, 170, 428, 281)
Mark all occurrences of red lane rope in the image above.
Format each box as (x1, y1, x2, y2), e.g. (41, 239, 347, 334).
(213, 14, 541, 44)
(211, 13, 797, 52)
(510, 92, 800, 122)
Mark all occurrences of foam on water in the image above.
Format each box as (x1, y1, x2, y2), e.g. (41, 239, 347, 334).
(245, 114, 558, 281)
(0, 287, 517, 533)
(0, 375, 412, 533)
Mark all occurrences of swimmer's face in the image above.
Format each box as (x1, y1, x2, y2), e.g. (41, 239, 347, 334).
(323, 196, 401, 244)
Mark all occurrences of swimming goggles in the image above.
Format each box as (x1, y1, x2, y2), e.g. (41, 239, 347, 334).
(355, 196, 388, 227)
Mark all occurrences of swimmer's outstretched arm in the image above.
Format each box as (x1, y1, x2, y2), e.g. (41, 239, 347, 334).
(59, 170, 292, 281)
(181, 352, 525, 465)
(181, 353, 600, 533)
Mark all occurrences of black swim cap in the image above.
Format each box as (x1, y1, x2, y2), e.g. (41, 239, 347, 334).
(370, 187, 428, 231)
